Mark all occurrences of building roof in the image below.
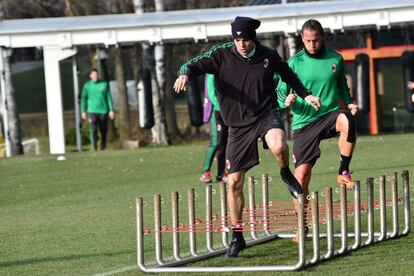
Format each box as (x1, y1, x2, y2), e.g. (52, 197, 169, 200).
(0, 0, 413, 48)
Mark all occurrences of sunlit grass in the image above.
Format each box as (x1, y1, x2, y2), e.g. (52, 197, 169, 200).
(0, 133, 413, 275)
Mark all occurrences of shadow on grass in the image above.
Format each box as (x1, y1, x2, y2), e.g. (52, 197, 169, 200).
(0, 250, 134, 268)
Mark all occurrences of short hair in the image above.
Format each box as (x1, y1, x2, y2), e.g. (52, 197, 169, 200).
(301, 19, 324, 35)
(89, 68, 98, 74)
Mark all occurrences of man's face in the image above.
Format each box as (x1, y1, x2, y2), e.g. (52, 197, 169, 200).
(234, 38, 254, 56)
(301, 29, 324, 54)
(89, 71, 98, 81)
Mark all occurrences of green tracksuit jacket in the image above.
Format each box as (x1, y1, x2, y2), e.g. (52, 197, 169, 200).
(277, 47, 352, 131)
(207, 74, 220, 112)
(81, 80, 114, 114)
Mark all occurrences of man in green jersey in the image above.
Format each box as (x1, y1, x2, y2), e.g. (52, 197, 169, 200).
(199, 74, 229, 183)
(277, 19, 358, 225)
(81, 69, 114, 150)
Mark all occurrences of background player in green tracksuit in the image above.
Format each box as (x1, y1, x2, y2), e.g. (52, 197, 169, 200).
(277, 19, 358, 242)
(199, 74, 229, 183)
(81, 69, 114, 151)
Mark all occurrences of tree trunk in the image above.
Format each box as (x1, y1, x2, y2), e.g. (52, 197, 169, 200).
(135, 0, 169, 145)
(151, 43, 168, 145)
(3, 49, 23, 155)
(131, 44, 142, 133)
(64, 0, 77, 16)
(131, 45, 142, 89)
(164, 44, 181, 140)
(0, 1, 23, 155)
(96, 48, 116, 142)
(110, 1, 130, 144)
(133, 0, 144, 14)
(112, 47, 130, 143)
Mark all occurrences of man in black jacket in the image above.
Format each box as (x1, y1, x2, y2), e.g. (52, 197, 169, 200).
(174, 16, 320, 258)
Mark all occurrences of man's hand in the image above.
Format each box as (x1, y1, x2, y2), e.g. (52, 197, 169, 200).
(304, 95, 321, 111)
(173, 75, 189, 93)
(347, 103, 359, 116)
(284, 93, 297, 108)
(411, 93, 414, 103)
(109, 111, 115, 120)
(81, 112, 87, 120)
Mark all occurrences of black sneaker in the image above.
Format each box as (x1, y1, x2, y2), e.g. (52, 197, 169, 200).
(224, 238, 246, 258)
(280, 168, 303, 199)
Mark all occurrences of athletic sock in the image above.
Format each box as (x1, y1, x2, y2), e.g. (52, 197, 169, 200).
(339, 154, 352, 175)
(280, 166, 292, 179)
(231, 225, 244, 241)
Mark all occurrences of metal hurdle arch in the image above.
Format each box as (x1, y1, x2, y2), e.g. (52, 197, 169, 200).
(135, 170, 411, 272)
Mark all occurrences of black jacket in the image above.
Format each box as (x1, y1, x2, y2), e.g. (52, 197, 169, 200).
(179, 41, 310, 127)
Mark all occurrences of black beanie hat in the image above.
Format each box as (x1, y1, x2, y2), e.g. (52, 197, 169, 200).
(231, 16, 261, 40)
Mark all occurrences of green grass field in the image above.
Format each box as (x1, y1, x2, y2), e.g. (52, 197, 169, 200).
(1, 133, 414, 275)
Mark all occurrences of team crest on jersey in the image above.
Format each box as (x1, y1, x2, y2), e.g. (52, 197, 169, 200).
(331, 64, 337, 72)
(264, 58, 269, 68)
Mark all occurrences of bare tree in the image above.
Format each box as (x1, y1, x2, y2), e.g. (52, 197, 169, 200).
(151, 0, 169, 144)
(109, 0, 131, 144)
(163, 43, 181, 140)
(135, 0, 169, 145)
(3, 0, 112, 18)
(64, 0, 76, 16)
(133, 0, 144, 12)
(0, 0, 23, 155)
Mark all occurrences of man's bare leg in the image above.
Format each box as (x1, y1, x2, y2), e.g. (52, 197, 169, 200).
(264, 128, 289, 166)
(264, 128, 303, 198)
(225, 170, 247, 257)
(292, 163, 312, 242)
(336, 113, 356, 189)
(227, 170, 246, 228)
(336, 113, 355, 157)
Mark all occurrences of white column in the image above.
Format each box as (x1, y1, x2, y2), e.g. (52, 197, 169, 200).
(72, 55, 82, 152)
(43, 47, 77, 154)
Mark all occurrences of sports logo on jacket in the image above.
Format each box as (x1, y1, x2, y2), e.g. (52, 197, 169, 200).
(331, 64, 337, 72)
(264, 58, 269, 68)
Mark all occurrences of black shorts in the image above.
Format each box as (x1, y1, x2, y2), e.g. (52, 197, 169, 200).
(226, 109, 284, 174)
(292, 110, 343, 167)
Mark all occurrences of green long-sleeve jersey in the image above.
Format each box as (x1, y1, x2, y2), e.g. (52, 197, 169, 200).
(81, 80, 114, 114)
(277, 48, 352, 131)
(206, 74, 220, 112)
